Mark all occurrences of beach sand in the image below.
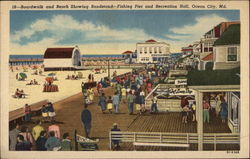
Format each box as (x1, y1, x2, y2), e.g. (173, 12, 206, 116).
(9, 68, 131, 111)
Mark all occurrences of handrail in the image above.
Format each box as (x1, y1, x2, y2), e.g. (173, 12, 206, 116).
(109, 131, 240, 150)
(145, 84, 160, 100)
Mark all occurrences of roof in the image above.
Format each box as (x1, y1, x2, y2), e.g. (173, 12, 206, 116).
(145, 39, 157, 43)
(122, 50, 133, 54)
(213, 24, 240, 46)
(202, 53, 213, 61)
(44, 47, 75, 59)
(187, 67, 240, 86)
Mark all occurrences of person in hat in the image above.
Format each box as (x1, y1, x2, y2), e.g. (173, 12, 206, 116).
(81, 104, 92, 138)
(111, 123, 121, 150)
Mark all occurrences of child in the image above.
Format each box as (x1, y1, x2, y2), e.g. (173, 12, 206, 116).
(107, 96, 113, 114)
(41, 105, 48, 122)
(182, 105, 189, 124)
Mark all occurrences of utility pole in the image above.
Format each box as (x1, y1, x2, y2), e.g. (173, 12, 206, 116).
(108, 59, 110, 80)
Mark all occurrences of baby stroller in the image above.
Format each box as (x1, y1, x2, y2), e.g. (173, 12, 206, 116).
(74, 130, 99, 151)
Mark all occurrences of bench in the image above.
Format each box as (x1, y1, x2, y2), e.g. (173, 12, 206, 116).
(133, 142, 189, 150)
(109, 131, 195, 151)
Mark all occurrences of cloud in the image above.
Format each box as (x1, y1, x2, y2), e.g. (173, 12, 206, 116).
(10, 13, 230, 54)
(11, 14, 168, 54)
(166, 14, 228, 43)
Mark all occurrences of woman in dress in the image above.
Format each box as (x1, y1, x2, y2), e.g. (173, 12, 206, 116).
(98, 93, 107, 113)
(87, 87, 94, 103)
(107, 96, 113, 114)
(220, 96, 228, 123)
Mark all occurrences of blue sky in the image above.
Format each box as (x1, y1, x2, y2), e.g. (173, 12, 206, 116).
(10, 10, 239, 54)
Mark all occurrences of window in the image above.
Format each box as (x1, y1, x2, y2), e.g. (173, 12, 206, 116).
(227, 47, 237, 61)
(159, 47, 162, 53)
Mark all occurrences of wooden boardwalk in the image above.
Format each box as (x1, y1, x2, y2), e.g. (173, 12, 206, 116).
(119, 113, 239, 151)
(13, 86, 239, 151)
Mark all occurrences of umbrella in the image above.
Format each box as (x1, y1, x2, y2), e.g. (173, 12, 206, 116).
(48, 73, 56, 76)
(33, 65, 38, 69)
(19, 72, 27, 79)
(45, 77, 54, 83)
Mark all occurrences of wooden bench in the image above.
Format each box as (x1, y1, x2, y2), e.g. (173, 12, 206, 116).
(109, 131, 194, 151)
(133, 142, 189, 150)
(9, 100, 48, 122)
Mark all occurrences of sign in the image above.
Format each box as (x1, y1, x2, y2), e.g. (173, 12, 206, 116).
(156, 87, 194, 96)
(175, 79, 187, 85)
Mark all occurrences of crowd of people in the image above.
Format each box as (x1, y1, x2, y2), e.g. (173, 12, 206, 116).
(9, 65, 231, 151)
(180, 93, 228, 124)
(9, 120, 72, 151)
(80, 67, 166, 115)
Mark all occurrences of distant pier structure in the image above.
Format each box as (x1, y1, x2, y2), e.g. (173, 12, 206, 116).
(9, 56, 43, 66)
(43, 45, 83, 71)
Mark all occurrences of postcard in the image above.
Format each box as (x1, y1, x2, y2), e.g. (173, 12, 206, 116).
(0, 0, 249, 158)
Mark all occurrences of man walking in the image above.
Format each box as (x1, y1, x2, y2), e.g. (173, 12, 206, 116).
(127, 91, 135, 115)
(81, 104, 92, 138)
(112, 92, 120, 113)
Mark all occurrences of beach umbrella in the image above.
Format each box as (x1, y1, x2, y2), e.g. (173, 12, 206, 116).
(33, 65, 38, 69)
(45, 77, 54, 83)
(48, 73, 56, 76)
(19, 72, 27, 79)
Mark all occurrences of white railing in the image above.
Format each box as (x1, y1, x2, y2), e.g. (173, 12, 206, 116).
(109, 131, 240, 150)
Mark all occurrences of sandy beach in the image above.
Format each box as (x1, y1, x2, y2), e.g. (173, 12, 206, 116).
(9, 68, 131, 111)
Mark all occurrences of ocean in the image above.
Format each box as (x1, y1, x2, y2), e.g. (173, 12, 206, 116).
(9, 54, 123, 59)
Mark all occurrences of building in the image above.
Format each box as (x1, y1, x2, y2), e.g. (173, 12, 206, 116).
(213, 24, 240, 70)
(192, 41, 201, 58)
(136, 39, 170, 64)
(181, 45, 193, 55)
(43, 46, 82, 71)
(122, 50, 137, 64)
(197, 21, 240, 70)
(199, 53, 213, 70)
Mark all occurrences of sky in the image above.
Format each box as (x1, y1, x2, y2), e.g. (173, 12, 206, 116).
(10, 10, 239, 55)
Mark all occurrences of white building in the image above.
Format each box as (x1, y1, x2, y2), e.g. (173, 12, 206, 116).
(136, 39, 170, 64)
(43, 46, 82, 71)
(122, 50, 137, 64)
(213, 24, 240, 70)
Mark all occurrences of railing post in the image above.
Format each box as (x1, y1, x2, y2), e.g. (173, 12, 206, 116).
(186, 133, 189, 151)
(214, 134, 216, 151)
(74, 129, 78, 151)
(134, 132, 136, 151)
(109, 131, 112, 150)
(134, 132, 136, 142)
(160, 133, 162, 143)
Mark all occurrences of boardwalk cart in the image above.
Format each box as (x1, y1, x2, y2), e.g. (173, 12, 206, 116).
(74, 130, 99, 151)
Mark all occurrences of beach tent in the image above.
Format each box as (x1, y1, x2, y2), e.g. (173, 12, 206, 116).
(19, 72, 27, 80)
